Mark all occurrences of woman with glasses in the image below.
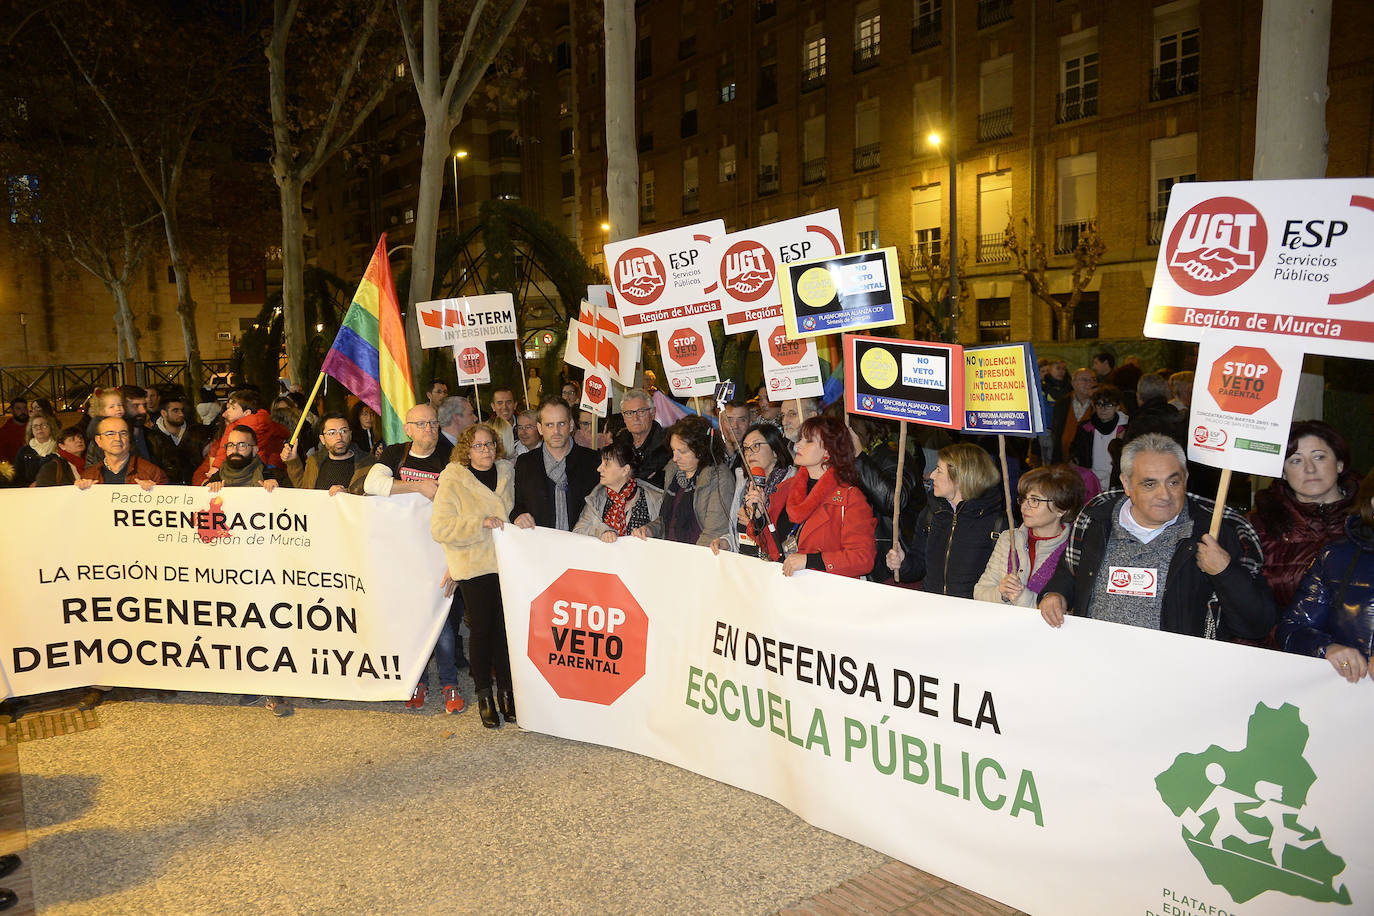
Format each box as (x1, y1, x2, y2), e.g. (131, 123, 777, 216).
(974, 465, 1085, 607)
(574, 440, 665, 542)
(747, 416, 876, 577)
(714, 423, 794, 556)
(1071, 384, 1129, 490)
(14, 414, 57, 486)
(650, 415, 734, 546)
(431, 423, 517, 729)
(887, 443, 1005, 597)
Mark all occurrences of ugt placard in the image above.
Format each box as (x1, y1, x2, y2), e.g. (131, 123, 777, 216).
(844, 335, 964, 428)
(779, 248, 904, 339)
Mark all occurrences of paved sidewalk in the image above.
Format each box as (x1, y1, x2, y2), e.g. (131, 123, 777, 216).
(8, 688, 1022, 915)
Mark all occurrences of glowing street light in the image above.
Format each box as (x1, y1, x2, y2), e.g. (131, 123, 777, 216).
(451, 149, 469, 233)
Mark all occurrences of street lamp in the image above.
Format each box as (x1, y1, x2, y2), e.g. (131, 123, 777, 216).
(928, 130, 958, 343)
(451, 149, 469, 234)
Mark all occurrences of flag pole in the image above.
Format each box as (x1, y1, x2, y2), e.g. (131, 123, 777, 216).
(288, 370, 327, 447)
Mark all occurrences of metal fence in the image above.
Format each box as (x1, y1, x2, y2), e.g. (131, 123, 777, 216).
(0, 360, 237, 411)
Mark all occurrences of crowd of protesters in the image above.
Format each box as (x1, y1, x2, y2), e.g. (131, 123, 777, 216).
(0, 350, 1370, 728)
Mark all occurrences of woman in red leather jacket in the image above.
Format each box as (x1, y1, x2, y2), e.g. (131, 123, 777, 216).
(751, 415, 876, 578)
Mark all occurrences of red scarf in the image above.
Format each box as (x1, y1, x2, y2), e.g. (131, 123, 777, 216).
(603, 479, 639, 535)
(786, 468, 844, 521)
(58, 447, 86, 474)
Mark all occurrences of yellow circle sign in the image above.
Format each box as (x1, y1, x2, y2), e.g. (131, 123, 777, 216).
(860, 346, 898, 390)
(794, 266, 836, 309)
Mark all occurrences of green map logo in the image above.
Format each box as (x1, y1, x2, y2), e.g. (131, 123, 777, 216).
(1156, 702, 1350, 905)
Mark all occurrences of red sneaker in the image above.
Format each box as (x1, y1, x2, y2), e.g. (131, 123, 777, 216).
(405, 683, 426, 709)
(443, 685, 466, 715)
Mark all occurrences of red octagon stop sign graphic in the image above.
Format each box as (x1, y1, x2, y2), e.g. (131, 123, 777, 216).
(667, 327, 706, 367)
(1208, 345, 1280, 416)
(584, 374, 607, 405)
(528, 569, 647, 705)
(766, 324, 806, 367)
(457, 346, 486, 375)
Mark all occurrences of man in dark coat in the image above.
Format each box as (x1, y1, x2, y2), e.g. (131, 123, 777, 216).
(612, 388, 670, 489)
(511, 397, 599, 531)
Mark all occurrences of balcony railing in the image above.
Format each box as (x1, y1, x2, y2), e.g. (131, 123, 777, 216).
(801, 64, 826, 92)
(978, 0, 1013, 28)
(1054, 220, 1092, 255)
(977, 106, 1013, 141)
(1149, 65, 1198, 102)
(757, 167, 780, 195)
(682, 189, 700, 214)
(909, 238, 942, 268)
(679, 36, 696, 59)
(1055, 90, 1098, 124)
(976, 232, 1010, 264)
(853, 41, 880, 72)
(802, 158, 827, 184)
(853, 142, 880, 171)
(1148, 209, 1168, 244)
(911, 15, 941, 52)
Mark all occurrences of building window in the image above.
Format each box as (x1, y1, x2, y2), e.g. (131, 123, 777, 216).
(555, 42, 572, 72)
(1057, 30, 1098, 123)
(561, 170, 575, 199)
(492, 172, 522, 200)
(559, 127, 574, 157)
(978, 297, 1011, 342)
(716, 0, 734, 21)
(1055, 153, 1097, 253)
(855, 197, 879, 250)
(591, 184, 603, 218)
(802, 115, 826, 184)
(641, 169, 656, 222)
(977, 0, 1013, 30)
(719, 144, 737, 183)
(235, 277, 256, 293)
(1152, 3, 1199, 101)
(911, 184, 942, 267)
(757, 62, 778, 108)
(754, 0, 776, 22)
(7, 173, 38, 224)
(912, 0, 941, 52)
(854, 2, 881, 71)
(403, 208, 415, 224)
(803, 29, 827, 90)
(854, 98, 880, 171)
(683, 157, 700, 213)
(636, 36, 652, 81)
(976, 170, 1012, 263)
(1052, 291, 1099, 340)
(758, 131, 779, 194)
(717, 63, 736, 103)
(1149, 133, 1197, 243)
(913, 77, 942, 153)
(978, 54, 1013, 141)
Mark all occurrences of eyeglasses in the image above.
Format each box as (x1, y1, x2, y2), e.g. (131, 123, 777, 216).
(1019, 495, 1052, 508)
(623, 407, 653, 419)
(470, 440, 496, 451)
(1093, 399, 1117, 407)
(225, 442, 255, 453)
(322, 428, 349, 438)
(406, 420, 439, 430)
(515, 423, 537, 433)
(98, 430, 129, 439)
(742, 441, 770, 454)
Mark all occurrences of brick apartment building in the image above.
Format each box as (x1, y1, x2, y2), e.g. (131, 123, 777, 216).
(569, 0, 1374, 346)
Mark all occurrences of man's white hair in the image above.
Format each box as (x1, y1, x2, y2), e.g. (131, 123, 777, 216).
(1121, 433, 1187, 481)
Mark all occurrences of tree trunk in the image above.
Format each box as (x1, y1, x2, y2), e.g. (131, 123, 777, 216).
(279, 173, 309, 390)
(603, 0, 637, 242)
(110, 279, 142, 362)
(161, 208, 203, 391)
(1055, 306, 1074, 342)
(403, 119, 453, 380)
(1254, 0, 1331, 180)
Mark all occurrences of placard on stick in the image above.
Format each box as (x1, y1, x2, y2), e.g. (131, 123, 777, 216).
(780, 248, 905, 339)
(961, 343, 1046, 436)
(417, 293, 518, 348)
(1187, 331, 1304, 478)
(844, 335, 964, 428)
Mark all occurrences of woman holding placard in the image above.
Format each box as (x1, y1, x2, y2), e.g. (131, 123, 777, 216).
(887, 443, 1005, 598)
(973, 466, 1085, 607)
(1277, 474, 1374, 682)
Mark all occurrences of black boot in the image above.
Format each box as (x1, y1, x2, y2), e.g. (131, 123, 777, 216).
(497, 688, 516, 723)
(476, 689, 500, 729)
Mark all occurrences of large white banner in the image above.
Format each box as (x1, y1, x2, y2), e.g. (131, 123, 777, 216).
(1144, 179, 1374, 358)
(0, 488, 449, 700)
(496, 527, 1374, 916)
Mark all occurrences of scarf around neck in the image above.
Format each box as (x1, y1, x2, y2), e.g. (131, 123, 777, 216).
(786, 468, 842, 522)
(217, 457, 265, 487)
(603, 479, 640, 536)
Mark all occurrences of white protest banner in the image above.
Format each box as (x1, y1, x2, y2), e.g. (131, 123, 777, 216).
(1187, 331, 1305, 477)
(0, 488, 449, 700)
(718, 210, 846, 334)
(497, 527, 1372, 916)
(779, 247, 905, 339)
(845, 335, 964, 428)
(416, 292, 519, 348)
(962, 343, 1045, 436)
(604, 220, 726, 334)
(1144, 178, 1374, 358)
(657, 320, 720, 397)
(453, 340, 491, 385)
(579, 370, 612, 418)
(758, 324, 823, 400)
(565, 310, 640, 385)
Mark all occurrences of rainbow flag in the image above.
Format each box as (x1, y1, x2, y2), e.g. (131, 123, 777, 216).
(321, 234, 415, 444)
